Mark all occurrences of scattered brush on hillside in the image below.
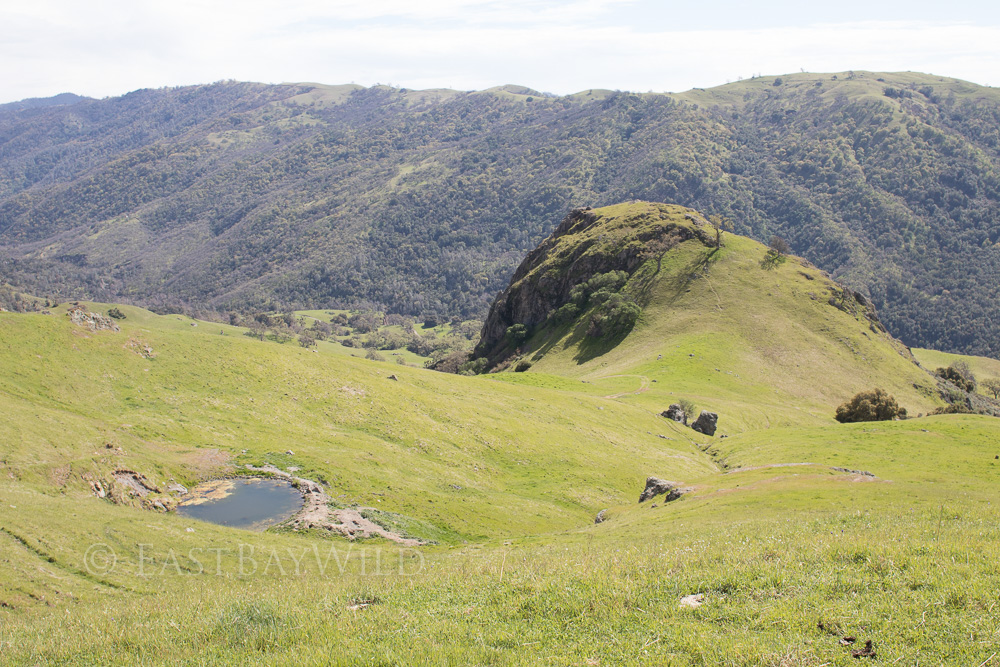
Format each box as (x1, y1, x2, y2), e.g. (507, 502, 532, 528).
(0, 284, 46, 313)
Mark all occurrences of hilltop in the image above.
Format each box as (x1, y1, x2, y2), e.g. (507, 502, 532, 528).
(472, 202, 964, 429)
(2, 71, 1000, 355)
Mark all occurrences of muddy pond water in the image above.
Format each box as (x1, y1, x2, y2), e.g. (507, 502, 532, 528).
(176, 478, 303, 530)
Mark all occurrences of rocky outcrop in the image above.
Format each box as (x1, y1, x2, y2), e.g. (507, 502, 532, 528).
(113, 469, 158, 497)
(472, 204, 713, 365)
(68, 305, 120, 332)
(691, 411, 718, 436)
(661, 404, 686, 424)
(638, 477, 684, 503)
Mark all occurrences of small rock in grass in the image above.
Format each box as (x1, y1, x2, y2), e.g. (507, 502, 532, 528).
(679, 594, 704, 609)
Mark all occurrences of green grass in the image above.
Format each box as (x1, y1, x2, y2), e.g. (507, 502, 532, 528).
(510, 203, 941, 433)
(2, 212, 998, 663)
(912, 347, 1000, 397)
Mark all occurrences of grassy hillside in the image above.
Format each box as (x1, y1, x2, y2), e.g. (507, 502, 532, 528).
(912, 346, 1000, 389)
(3, 205, 999, 663)
(483, 202, 943, 430)
(0, 303, 710, 541)
(3, 72, 1000, 355)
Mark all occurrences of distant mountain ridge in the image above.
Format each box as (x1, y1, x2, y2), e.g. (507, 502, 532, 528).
(0, 92, 91, 111)
(1, 72, 999, 355)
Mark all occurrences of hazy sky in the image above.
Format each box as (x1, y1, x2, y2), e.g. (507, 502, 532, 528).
(2, 0, 999, 103)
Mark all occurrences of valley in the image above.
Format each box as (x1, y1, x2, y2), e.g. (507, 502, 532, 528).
(1, 203, 998, 664)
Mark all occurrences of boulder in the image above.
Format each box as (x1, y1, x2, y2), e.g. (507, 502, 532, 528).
(638, 477, 683, 503)
(691, 411, 718, 436)
(661, 404, 686, 424)
(594, 509, 608, 524)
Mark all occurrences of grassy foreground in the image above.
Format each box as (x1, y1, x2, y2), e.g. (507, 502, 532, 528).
(2, 207, 999, 663)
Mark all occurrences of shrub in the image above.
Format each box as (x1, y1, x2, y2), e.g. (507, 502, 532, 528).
(569, 271, 628, 307)
(835, 388, 907, 423)
(364, 349, 386, 362)
(935, 362, 976, 393)
(107, 307, 126, 320)
(930, 403, 974, 415)
(458, 357, 489, 375)
(551, 302, 580, 325)
(298, 334, 316, 348)
(514, 361, 532, 372)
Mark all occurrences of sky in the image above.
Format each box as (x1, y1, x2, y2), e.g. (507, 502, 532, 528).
(2, 0, 999, 104)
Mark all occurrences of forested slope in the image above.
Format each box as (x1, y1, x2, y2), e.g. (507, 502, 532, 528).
(2, 72, 999, 354)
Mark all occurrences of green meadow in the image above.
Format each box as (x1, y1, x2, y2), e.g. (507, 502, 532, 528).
(1, 203, 998, 664)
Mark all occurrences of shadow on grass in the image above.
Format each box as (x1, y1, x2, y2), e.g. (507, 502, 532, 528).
(527, 245, 721, 367)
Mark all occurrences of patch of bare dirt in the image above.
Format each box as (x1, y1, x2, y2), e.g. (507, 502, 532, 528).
(183, 448, 233, 477)
(724, 462, 817, 474)
(599, 374, 650, 399)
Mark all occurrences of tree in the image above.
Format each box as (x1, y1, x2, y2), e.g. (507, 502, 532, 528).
(298, 334, 316, 348)
(587, 294, 640, 338)
(708, 215, 733, 248)
(835, 388, 907, 423)
(981, 378, 1000, 399)
(769, 235, 791, 255)
(505, 323, 529, 347)
(761, 236, 790, 270)
(248, 321, 266, 341)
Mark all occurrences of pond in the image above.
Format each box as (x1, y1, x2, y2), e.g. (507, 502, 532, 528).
(176, 477, 303, 530)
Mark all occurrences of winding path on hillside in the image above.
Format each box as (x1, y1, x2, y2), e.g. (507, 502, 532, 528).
(599, 374, 651, 399)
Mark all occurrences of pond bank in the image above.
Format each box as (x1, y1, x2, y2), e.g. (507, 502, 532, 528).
(242, 465, 425, 546)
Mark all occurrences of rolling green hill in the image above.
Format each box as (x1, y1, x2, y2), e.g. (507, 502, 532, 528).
(475, 202, 947, 430)
(3, 71, 1000, 355)
(2, 204, 998, 664)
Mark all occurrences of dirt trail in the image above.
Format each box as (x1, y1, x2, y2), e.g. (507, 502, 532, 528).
(600, 374, 651, 399)
(244, 465, 424, 546)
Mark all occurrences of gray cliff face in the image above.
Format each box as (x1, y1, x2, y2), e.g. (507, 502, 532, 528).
(473, 206, 711, 365)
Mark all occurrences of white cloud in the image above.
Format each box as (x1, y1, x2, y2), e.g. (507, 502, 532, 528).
(1, 1, 998, 103)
